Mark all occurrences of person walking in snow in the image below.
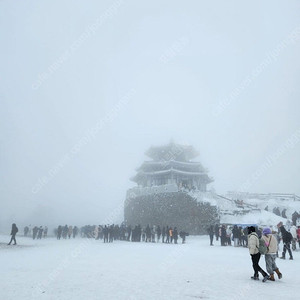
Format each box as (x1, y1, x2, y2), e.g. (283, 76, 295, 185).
(232, 225, 239, 247)
(145, 225, 151, 243)
(173, 227, 178, 244)
(208, 225, 214, 246)
(57, 225, 62, 240)
(32, 226, 38, 240)
(103, 225, 109, 243)
(165, 226, 170, 243)
(214, 224, 219, 241)
(247, 226, 269, 282)
(220, 225, 227, 246)
(261, 227, 282, 281)
(162, 226, 166, 243)
(279, 225, 293, 260)
(68, 226, 73, 239)
(8, 223, 18, 245)
(179, 231, 188, 244)
(157, 225, 162, 242)
(37, 226, 43, 239)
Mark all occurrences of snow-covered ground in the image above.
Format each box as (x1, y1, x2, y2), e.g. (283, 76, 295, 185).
(0, 235, 299, 300)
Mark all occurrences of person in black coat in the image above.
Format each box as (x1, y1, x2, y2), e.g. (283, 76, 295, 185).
(32, 226, 38, 240)
(232, 225, 239, 247)
(162, 226, 166, 243)
(8, 223, 18, 245)
(173, 227, 178, 244)
(214, 224, 219, 241)
(220, 225, 227, 246)
(279, 225, 293, 260)
(208, 225, 214, 246)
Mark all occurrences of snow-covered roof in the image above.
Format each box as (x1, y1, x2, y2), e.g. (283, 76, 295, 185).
(145, 142, 199, 161)
(131, 168, 213, 183)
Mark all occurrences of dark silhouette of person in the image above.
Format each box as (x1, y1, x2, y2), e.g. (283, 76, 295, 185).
(162, 226, 166, 243)
(145, 225, 151, 242)
(166, 226, 170, 243)
(173, 227, 178, 244)
(32, 226, 38, 240)
(214, 224, 219, 241)
(279, 225, 293, 260)
(103, 225, 109, 243)
(220, 225, 227, 246)
(37, 226, 43, 239)
(157, 225, 162, 242)
(8, 223, 18, 245)
(73, 226, 78, 238)
(57, 225, 62, 240)
(179, 231, 188, 243)
(208, 225, 214, 246)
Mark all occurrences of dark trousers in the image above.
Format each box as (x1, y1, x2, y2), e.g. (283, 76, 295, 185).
(8, 234, 16, 245)
(209, 234, 214, 245)
(251, 253, 267, 277)
(282, 242, 293, 258)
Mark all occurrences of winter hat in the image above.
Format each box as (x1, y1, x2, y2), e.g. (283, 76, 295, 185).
(263, 227, 271, 235)
(248, 226, 256, 234)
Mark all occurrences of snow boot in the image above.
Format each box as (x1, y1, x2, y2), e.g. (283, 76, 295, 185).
(262, 275, 270, 282)
(251, 276, 259, 281)
(275, 268, 282, 279)
(289, 257, 293, 260)
(268, 274, 275, 281)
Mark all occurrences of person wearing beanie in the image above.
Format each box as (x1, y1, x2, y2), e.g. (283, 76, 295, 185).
(247, 226, 269, 282)
(262, 227, 282, 281)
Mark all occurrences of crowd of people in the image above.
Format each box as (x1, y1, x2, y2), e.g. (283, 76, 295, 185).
(23, 225, 48, 239)
(207, 221, 299, 282)
(207, 222, 300, 253)
(6, 223, 189, 245)
(54, 224, 189, 244)
(207, 224, 249, 247)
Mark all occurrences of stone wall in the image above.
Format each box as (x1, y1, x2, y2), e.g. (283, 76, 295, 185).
(124, 192, 219, 235)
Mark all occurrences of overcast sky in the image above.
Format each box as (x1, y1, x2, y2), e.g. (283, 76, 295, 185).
(1, 0, 300, 229)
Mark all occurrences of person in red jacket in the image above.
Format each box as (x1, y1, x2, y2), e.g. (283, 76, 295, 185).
(8, 223, 18, 245)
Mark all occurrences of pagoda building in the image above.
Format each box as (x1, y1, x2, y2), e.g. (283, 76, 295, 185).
(131, 142, 213, 191)
(125, 142, 218, 234)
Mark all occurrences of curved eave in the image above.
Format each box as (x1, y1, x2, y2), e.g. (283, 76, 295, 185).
(136, 160, 205, 172)
(131, 169, 213, 183)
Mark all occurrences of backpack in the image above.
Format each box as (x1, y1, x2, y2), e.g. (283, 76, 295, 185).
(258, 238, 268, 254)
